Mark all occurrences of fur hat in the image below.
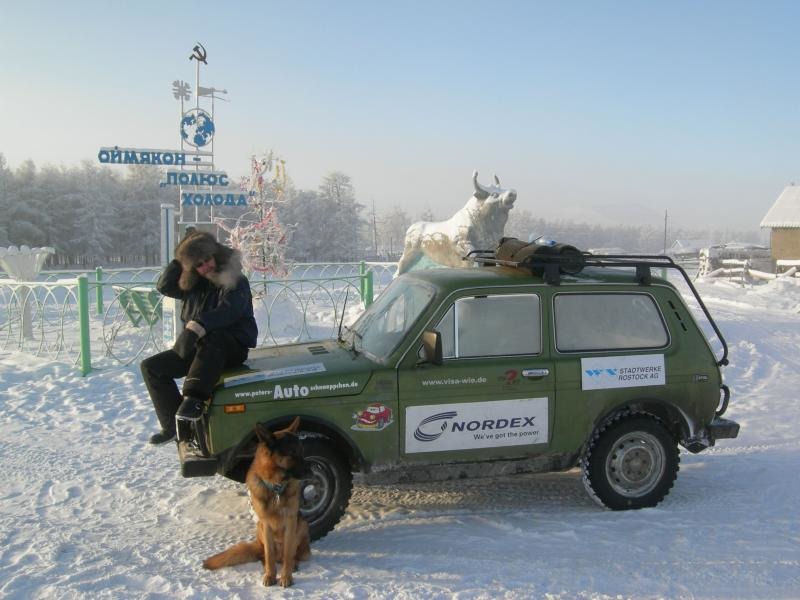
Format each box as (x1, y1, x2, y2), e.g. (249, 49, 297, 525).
(174, 231, 241, 291)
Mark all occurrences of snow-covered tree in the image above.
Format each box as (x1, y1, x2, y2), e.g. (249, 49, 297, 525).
(119, 164, 171, 263)
(378, 206, 410, 257)
(278, 189, 329, 261)
(43, 165, 82, 260)
(72, 163, 121, 261)
(416, 206, 437, 222)
(6, 160, 47, 247)
(317, 172, 366, 260)
(216, 152, 291, 277)
(0, 154, 11, 245)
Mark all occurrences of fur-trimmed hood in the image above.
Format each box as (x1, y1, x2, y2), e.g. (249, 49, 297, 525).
(174, 231, 243, 291)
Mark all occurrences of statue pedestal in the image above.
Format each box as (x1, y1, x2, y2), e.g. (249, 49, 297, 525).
(0, 245, 55, 339)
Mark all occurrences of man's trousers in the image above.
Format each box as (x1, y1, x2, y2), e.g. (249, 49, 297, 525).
(141, 329, 248, 433)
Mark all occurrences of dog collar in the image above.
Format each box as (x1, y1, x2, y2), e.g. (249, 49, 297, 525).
(258, 478, 287, 498)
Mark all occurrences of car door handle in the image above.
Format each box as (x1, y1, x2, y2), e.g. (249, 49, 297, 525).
(522, 368, 550, 378)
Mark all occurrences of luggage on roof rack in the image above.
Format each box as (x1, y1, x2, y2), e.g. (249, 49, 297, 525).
(463, 237, 728, 367)
(466, 237, 679, 285)
(494, 236, 585, 277)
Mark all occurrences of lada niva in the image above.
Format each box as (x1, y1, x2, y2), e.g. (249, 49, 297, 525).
(177, 249, 739, 540)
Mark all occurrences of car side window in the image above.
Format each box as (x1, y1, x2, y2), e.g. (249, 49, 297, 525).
(434, 294, 541, 358)
(554, 293, 668, 352)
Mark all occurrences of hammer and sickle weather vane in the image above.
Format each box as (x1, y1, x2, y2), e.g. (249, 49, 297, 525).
(174, 43, 228, 101)
(189, 42, 207, 65)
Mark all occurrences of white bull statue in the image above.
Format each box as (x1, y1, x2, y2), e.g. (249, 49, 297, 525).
(396, 171, 517, 274)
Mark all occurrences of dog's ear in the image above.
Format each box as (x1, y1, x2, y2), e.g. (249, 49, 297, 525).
(275, 416, 301, 437)
(254, 423, 276, 448)
(285, 416, 301, 433)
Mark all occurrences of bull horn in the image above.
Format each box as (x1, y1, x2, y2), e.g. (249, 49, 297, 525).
(472, 171, 489, 200)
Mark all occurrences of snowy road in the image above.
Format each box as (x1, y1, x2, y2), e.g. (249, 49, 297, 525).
(0, 277, 798, 599)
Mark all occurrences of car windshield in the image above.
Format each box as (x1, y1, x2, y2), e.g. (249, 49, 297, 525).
(345, 278, 435, 364)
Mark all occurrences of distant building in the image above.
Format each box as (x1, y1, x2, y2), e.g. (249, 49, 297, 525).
(667, 239, 713, 260)
(697, 242, 772, 276)
(760, 185, 800, 261)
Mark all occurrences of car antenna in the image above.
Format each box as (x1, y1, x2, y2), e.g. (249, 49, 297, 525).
(337, 287, 350, 343)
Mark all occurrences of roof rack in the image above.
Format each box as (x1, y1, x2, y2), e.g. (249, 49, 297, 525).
(464, 250, 728, 368)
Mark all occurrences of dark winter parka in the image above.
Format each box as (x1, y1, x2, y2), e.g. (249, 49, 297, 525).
(157, 232, 258, 348)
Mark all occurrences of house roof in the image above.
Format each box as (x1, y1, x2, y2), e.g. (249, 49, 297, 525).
(761, 185, 800, 228)
(668, 239, 713, 254)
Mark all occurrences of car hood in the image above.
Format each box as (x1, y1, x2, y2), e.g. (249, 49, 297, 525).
(214, 339, 374, 403)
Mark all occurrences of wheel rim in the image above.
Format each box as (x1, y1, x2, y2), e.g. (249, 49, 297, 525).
(605, 431, 665, 498)
(299, 456, 335, 521)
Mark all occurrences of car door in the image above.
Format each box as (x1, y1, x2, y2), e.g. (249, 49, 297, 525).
(397, 287, 555, 462)
(549, 289, 673, 452)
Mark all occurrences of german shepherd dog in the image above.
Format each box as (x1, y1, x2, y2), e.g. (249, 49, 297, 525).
(203, 417, 311, 587)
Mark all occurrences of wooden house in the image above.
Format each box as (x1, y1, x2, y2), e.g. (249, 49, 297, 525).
(760, 185, 800, 261)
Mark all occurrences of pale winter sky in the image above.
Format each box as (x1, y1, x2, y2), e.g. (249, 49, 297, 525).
(2, 0, 799, 233)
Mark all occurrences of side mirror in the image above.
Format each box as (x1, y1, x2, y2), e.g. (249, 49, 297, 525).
(421, 330, 443, 366)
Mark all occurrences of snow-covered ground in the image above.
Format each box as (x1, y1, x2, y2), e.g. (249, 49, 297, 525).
(1, 276, 799, 599)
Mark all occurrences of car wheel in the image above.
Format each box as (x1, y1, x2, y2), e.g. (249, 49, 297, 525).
(299, 437, 353, 541)
(582, 414, 679, 510)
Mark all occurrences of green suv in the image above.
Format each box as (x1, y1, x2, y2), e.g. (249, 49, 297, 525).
(178, 249, 739, 540)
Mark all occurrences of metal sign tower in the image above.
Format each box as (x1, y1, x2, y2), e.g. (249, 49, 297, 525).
(176, 42, 228, 227)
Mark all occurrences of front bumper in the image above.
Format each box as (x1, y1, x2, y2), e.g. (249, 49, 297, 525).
(178, 440, 217, 477)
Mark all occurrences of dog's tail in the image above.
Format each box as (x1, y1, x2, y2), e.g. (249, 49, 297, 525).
(202, 540, 264, 570)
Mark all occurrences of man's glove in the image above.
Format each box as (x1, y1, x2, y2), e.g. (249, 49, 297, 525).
(173, 329, 199, 360)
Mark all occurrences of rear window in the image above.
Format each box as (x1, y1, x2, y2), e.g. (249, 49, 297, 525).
(554, 293, 668, 352)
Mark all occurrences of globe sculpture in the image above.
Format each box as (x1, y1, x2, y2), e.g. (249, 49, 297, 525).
(180, 108, 215, 148)
(0, 245, 54, 339)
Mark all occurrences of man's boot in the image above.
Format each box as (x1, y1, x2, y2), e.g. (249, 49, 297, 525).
(148, 430, 176, 445)
(176, 395, 206, 420)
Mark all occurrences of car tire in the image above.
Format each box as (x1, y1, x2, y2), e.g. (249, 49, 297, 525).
(582, 414, 679, 510)
(300, 437, 353, 541)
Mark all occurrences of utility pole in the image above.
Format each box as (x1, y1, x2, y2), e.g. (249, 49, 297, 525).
(663, 209, 668, 254)
(371, 199, 378, 258)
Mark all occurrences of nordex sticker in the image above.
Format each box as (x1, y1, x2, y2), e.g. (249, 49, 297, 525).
(581, 354, 665, 390)
(405, 398, 548, 453)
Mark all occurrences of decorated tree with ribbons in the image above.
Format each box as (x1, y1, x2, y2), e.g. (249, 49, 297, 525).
(216, 151, 291, 277)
